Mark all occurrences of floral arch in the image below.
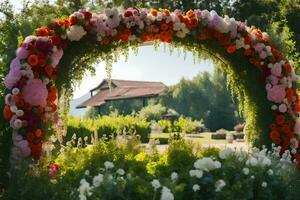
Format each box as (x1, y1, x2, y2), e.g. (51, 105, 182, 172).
(3, 8, 300, 166)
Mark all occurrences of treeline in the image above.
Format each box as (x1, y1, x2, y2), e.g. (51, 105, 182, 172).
(159, 68, 242, 131)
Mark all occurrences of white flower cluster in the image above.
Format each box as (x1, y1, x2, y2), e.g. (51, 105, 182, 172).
(215, 179, 226, 192)
(78, 179, 92, 200)
(160, 186, 174, 200)
(77, 161, 125, 200)
(193, 157, 221, 172)
(67, 25, 87, 41)
(151, 179, 174, 200)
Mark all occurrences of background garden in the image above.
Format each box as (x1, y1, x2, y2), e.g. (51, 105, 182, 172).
(1, 0, 300, 199)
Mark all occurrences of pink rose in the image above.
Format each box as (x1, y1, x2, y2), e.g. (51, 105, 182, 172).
(4, 65, 22, 89)
(278, 104, 287, 113)
(271, 63, 282, 77)
(51, 48, 63, 67)
(267, 85, 286, 103)
(253, 43, 265, 53)
(268, 75, 278, 85)
(16, 47, 29, 60)
(259, 51, 267, 59)
(23, 79, 48, 107)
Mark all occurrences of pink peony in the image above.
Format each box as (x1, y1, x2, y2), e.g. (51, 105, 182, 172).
(23, 79, 48, 107)
(271, 63, 282, 77)
(4, 65, 22, 89)
(23, 35, 37, 44)
(16, 47, 29, 59)
(16, 140, 31, 157)
(10, 58, 21, 69)
(51, 48, 63, 67)
(267, 85, 286, 103)
(269, 75, 278, 85)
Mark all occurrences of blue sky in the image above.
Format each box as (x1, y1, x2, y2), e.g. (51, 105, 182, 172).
(73, 45, 214, 98)
(7, 0, 215, 99)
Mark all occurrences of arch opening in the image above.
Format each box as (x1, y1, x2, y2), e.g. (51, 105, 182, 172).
(3, 8, 299, 166)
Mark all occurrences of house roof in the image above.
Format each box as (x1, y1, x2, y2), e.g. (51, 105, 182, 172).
(77, 79, 167, 108)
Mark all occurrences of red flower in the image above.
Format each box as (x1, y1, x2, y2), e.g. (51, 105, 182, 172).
(270, 131, 280, 144)
(226, 45, 236, 54)
(84, 11, 92, 19)
(26, 132, 35, 143)
(51, 36, 61, 45)
(124, 10, 133, 17)
(70, 16, 77, 25)
(276, 114, 285, 125)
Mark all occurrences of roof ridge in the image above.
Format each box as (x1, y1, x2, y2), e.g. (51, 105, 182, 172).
(106, 78, 165, 84)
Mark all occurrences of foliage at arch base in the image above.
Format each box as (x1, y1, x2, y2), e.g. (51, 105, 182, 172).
(2, 7, 300, 167)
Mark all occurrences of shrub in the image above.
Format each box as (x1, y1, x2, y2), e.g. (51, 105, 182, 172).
(94, 115, 150, 143)
(5, 139, 300, 200)
(65, 116, 93, 144)
(157, 117, 203, 133)
(158, 120, 173, 133)
(174, 117, 203, 134)
(138, 104, 167, 121)
(65, 115, 151, 143)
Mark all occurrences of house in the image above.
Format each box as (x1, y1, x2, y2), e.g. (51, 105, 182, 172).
(76, 79, 167, 109)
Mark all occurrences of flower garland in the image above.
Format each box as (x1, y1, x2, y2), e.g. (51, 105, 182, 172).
(3, 8, 300, 166)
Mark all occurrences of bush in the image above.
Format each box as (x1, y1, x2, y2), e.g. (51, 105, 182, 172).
(94, 115, 150, 143)
(138, 104, 167, 121)
(211, 129, 228, 140)
(157, 117, 203, 133)
(65, 116, 94, 144)
(5, 138, 300, 200)
(174, 117, 203, 134)
(157, 120, 173, 133)
(66, 115, 151, 143)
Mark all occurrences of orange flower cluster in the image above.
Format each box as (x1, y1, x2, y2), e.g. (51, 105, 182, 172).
(181, 10, 199, 29)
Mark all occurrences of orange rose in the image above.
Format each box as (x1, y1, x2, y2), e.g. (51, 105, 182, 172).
(28, 54, 39, 66)
(35, 129, 43, 137)
(3, 105, 13, 120)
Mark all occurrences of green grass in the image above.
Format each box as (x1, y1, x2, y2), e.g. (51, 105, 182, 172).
(150, 132, 228, 145)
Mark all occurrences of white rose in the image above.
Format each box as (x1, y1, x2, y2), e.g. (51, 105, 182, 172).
(242, 167, 249, 175)
(267, 169, 273, 176)
(67, 25, 86, 41)
(170, 172, 178, 181)
(116, 168, 125, 176)
(261, 182, 267, 188)
(192, 184, 200, 192)
(93, 173, 103, 187)
(160, 186, 174, 200)
(215, 179, 226, 192)
(151, 179, 161, 190)
(104, 161, 114, 169)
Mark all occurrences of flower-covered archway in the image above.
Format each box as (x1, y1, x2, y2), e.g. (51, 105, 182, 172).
(3, 8, 300, 166)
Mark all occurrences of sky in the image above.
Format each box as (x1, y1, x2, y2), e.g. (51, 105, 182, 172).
(7, 0, 215, 99)
(72, 45, 214, 99)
